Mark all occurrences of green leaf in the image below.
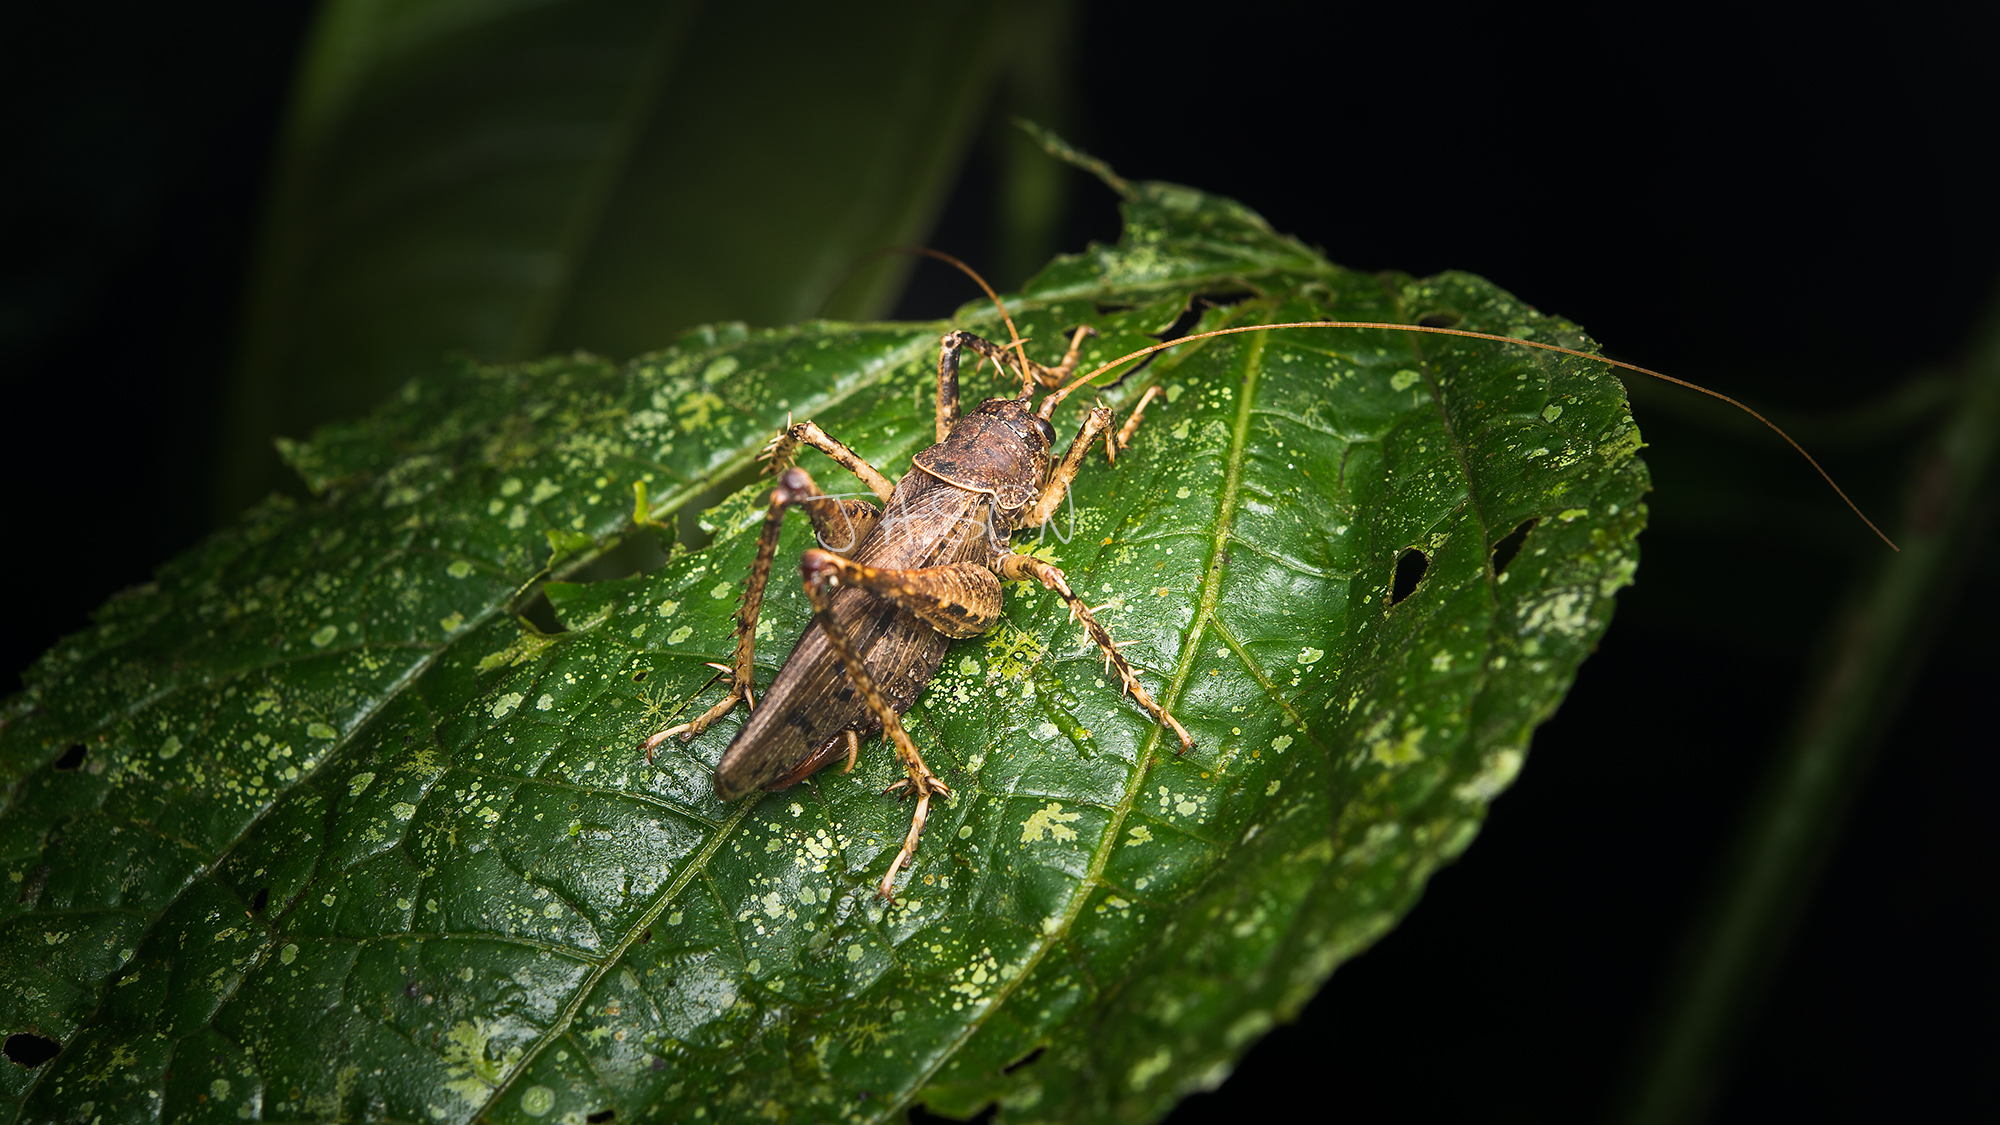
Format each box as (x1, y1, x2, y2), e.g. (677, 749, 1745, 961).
(2, 175, 1645, 1123)
(217, 0, 1020, 517)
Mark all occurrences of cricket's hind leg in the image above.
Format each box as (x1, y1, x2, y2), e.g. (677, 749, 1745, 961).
(797, 549, 1005, 897)
(642, 467, 847, 760)
(795, 551, 1004, 640)
(996, 553, 1195, 753)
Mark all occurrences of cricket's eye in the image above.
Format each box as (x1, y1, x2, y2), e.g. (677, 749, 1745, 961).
(1033, 416, 1055, 444)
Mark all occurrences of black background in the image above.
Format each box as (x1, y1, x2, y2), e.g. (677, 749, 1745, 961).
(4, 2, 1994, 1120)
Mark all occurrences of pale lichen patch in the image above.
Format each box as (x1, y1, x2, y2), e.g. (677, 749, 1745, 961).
(1020, 803, 1080, 843)
(1454, 748, 1524, 803)
(440, 1018, 523, 1106)
(1128, 1046, 1172, 1091)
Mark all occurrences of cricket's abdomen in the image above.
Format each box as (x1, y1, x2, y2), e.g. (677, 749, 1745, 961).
(712, 472, 994, 800)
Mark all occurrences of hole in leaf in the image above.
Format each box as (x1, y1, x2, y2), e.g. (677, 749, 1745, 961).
(1491, 519, 1537, 576)
(4, 1033, 60, 1068)
(13, 860, 50, 904)
(563, 526, 671, 585)
(1156, 290, 1254, 343)
(53, 744, 85, 771)
(638, 929, 652, 944)
(13, 865, 48, 906)
(1390, 548, 1429, 605)
(632, 671, 648, 682)
(249, 887, 270, 914)
(1002, 1046, 1046, 1074)
(1417, 311, 1463, 328)
(1104, 289, 1257, 391)
(508, 460, 758, 632)
(585, 1110, 616, 1123)
(674, 460, 770, 558)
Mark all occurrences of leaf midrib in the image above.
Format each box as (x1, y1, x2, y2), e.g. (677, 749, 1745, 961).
(881, 309, 1274, 1121)
(480, 800, 755, 1117)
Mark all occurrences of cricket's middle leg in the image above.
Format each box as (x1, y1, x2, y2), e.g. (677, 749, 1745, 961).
(995, 552, 1195, 753)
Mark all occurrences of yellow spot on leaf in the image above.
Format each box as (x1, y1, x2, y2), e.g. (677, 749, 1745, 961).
(1370, 725, 1428, 767)
(440, 1019, 522, 1105)
(1020, 802, 1081, 843)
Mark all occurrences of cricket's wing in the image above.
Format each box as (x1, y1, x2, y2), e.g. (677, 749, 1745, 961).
(712, 473, 991, 800)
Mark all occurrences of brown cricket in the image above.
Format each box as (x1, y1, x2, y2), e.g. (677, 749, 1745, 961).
(641, 312, 1191, 898)
(640, 258, 1900, 899)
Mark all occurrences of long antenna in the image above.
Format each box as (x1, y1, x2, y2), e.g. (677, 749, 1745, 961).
(1039, 320, 1899, 552)
(881, 246, 1035, 384)
(816, 245, 1029, 370)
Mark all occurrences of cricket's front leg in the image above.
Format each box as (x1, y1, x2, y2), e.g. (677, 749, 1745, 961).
(1022, 401, 1114, 528)
(936, 330, 1015, 440)
(996, 553, 1195, 753)
(641, 467, 833, 760)
(798, 551, 963, 898)
(1112, 384, 1162, 453)
(757, 421, 889, 554)
(1023, 381, 1166, 528)
(1023, 325, 1098, 388)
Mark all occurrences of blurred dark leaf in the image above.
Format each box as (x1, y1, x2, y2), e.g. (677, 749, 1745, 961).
(217, 0, 1032, 518)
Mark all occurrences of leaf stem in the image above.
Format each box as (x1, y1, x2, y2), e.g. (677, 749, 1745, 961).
(1613, 292, 2000, 1125)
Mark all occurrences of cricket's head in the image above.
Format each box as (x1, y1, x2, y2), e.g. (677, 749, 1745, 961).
(989, 394, 1058, 450)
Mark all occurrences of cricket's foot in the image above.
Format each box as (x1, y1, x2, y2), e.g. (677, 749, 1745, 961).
(639, 679, 747, 763)
(877, 768, 951, 899)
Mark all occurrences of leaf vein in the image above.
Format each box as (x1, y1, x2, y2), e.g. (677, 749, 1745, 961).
(480, 797, 755, 1113)
(882, 313, 1272, 1118)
